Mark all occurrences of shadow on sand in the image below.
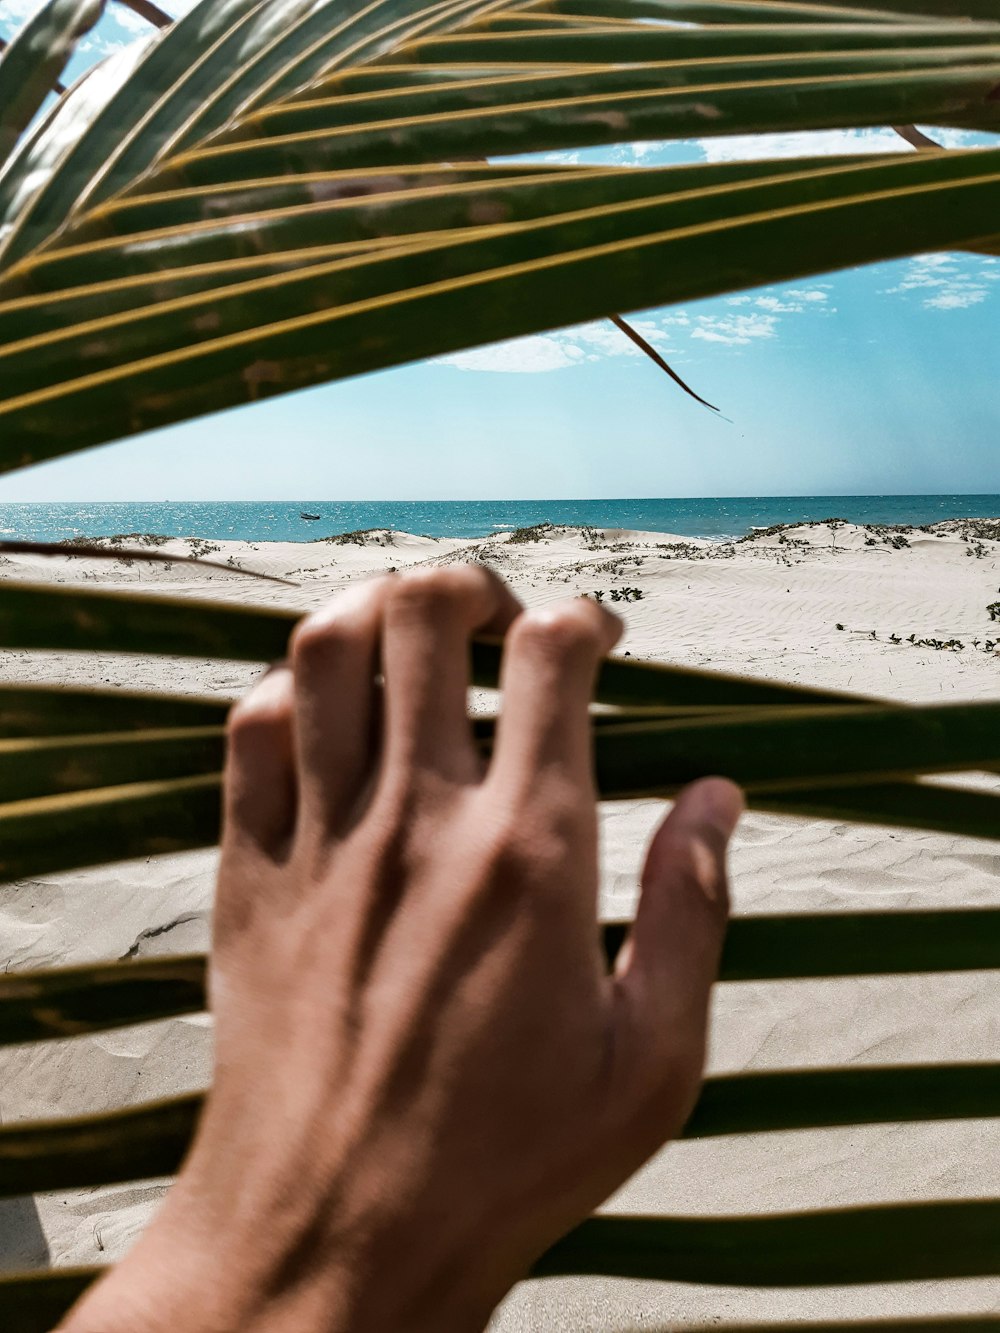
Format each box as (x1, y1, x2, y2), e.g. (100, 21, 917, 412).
(0, 1195, 50, 1270)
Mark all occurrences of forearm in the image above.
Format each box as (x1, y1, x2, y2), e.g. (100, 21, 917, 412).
(59, 1216, 493, 1333)
(58, 1171, 499, 1333)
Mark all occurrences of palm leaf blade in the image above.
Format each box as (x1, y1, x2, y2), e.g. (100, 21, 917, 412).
(0, 1271, 98, 1333)
(0, 727, 223, 803)
(5, 1060, 1000, 1198)
(0, 683, 228, 737)
(6, 146, 1000, 465)
(2, 903, 996, 1047)
(0, 954, 207, 1042)
(0, 774, 220, 882)
(0, 1094, 199, 1196)
(0, 0, 104, 168)
(535, 1201, 1000, 1283)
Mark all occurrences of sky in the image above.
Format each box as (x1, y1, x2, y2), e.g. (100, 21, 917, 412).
(1, 0, 999, 502)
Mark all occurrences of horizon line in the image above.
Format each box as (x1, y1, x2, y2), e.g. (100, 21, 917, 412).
(2, 492, 1000, 505)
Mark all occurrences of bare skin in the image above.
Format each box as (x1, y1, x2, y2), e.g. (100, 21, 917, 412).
(60, 566, 742, 1333)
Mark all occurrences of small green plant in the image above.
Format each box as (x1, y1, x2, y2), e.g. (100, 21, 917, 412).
(187, 538, 221, 559)
(323, 529, 396, 547)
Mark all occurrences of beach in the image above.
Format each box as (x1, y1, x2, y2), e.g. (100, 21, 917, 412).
(0, 518, 998, 1327)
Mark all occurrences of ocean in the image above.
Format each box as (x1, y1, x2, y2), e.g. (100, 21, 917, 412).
(0, 495, 997, 545)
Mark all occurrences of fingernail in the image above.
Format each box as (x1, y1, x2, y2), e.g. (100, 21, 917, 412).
(683, 777, 744, 846)
(682, 781, 742, 906)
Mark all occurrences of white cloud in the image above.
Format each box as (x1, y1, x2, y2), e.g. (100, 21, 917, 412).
(438, 319, 672, 374)
(699, 129, 903, 163)
(754, 295, 794, 312)
(696, 127, 980, 164)
(442, 336, 583, 374)
(752, 288, 833, 314)
(925, 289, 987, 310)
(110, 4, 154, 32)
(439, 280, 834, 372)
(0, 0, 47, 21)
(77, 34, 128, 55)
(885, 253, 997, 312)
(0, 0, 177, 33)
(727, 287, 831, 315)
(0, 0, 161, 59)
(612, 141, 669, 165)
(691, 312, 777, 345)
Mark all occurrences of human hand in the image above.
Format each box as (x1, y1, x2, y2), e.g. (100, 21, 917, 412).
(61, 565, 742, 1333)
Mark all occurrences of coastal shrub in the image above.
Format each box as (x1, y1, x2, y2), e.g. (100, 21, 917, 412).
(507, 523, 556, 544)
(58, 533, 173, 550)
(112, 533, 171, 548)
(187, 539, 221, 559)
(323, 529, 396, 547)
(949, 519, 1000, 542)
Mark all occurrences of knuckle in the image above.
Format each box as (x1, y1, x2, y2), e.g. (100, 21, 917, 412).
(391, 568, 455, 618)
(227, 673, 292, 742)
(391, 563, 496, 620)
(482, 792, 586, 883)
(289, 611, 348, 674)
(493, 829, 571, 895)
(290, 578, 388, 670)
(394, 565, 504, 621)
(512, 600, 604, 662)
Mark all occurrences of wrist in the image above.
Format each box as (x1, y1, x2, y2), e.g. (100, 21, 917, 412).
(58, 1182, 499, 1333)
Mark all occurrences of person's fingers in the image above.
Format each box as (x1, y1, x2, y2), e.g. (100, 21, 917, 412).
(222, 666, 296, 856)
(489, 598, 622, 798)
(614, 778, 743, 1111)
(380, 565, 522, 783)
(289, 578, 393, 831)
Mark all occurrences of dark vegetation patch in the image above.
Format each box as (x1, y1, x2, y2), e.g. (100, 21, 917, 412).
(58, 532, 172, 548)
(320, 528, 397, 547)
(585, 587, 644, 603)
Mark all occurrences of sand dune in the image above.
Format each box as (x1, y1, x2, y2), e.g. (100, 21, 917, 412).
(0, 519, 997, 1327)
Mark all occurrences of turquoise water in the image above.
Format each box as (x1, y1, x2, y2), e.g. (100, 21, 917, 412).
(0, 496, 997, 544)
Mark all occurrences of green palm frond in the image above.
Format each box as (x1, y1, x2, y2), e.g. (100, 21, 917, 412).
(1, 0, 1000, 1325)
(0, 0, 103, 162)
(6, 1058, 1000, 1198)
(537, 1201, 1000, 1283)
(3, 904, 998, 1046)
(2, 0, 1000, 463)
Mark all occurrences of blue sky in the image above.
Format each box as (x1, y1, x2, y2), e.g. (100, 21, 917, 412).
(2, 0, 999, 501)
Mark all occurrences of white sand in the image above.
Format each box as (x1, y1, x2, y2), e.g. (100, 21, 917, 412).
(0, 519, 998, 1324)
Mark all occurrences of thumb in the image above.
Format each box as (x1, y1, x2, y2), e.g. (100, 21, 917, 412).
(615, 777, 743, 1109)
